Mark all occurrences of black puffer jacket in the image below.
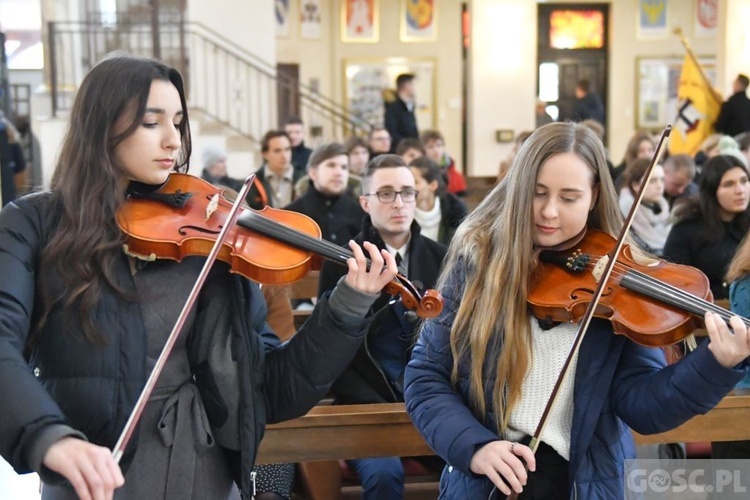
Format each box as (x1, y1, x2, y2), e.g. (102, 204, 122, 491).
(0, 192, 372, 498)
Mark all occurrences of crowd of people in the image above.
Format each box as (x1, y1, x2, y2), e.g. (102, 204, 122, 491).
(2, 54, 750, 500)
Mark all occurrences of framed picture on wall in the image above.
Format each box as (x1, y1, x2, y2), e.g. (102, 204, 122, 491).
(400, 0, 437, 42)
(636, 0, 669, 40)
(276, 0, 291, 37)
(300, 0, 322, 39)
(635, 55, 717, 130)
(341, 0, 379, 43)
(343, 58, 436, 130)
(694, 0, 718, 38)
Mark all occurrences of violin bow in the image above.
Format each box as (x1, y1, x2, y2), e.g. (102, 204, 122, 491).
(112, 173, 256, 464)
(501, 126, 672, 500)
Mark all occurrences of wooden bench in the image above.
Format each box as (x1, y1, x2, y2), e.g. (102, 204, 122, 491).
(464, 176, 497, 211)
(257, 390, 750, 464)
(290, 270, 319, 329)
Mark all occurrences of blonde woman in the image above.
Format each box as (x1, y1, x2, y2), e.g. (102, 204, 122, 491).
(404, 122, 750, 499)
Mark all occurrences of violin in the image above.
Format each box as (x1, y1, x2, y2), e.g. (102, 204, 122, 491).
(527, 228, 750, 347)
(116, 173, 443, 319)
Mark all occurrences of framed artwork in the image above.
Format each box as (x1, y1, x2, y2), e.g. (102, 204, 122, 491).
(636, 0, 668, 40)
(300, 0, 322, 39)
(400, 0, 437, 42)
(341, 0, 379, 43)
(635, 55, 717, 130)
(343, 58, 436, 130)
(275, 0, 290, 37)
(694, 0, 718, 38)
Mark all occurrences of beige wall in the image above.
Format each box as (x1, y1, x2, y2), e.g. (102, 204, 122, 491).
(720, 0, 750, 88)
(187, 0, 275, 65)
(468, 0, 722, 176)
(277, 0, 464, 164)
(277, 0, 749, 177)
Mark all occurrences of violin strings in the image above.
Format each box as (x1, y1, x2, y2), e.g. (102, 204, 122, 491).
(241, 211, 355, 263)
(572, 254, 749, 326)
(238, 212, 420, 297)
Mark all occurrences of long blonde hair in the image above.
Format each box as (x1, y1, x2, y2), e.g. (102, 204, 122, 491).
(726, 232, 750, 284)
(441, 122, 623, 433)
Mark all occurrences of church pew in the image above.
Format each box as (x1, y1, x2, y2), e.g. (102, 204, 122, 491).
(256, 391, 750, 464)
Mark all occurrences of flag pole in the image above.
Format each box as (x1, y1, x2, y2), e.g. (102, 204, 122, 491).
(673, 27, 723, 104)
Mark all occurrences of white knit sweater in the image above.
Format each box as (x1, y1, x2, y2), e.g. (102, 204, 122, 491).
(414, 197, 442, 242)
(505, 318, 578, 460)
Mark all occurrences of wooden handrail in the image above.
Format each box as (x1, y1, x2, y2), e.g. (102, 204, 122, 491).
(256, 391, 750, 464)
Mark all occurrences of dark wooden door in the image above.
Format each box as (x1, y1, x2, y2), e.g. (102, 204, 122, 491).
(277, 63, 301, 127)
(536, 3, 609, 128)
(554, 58, 606, 122)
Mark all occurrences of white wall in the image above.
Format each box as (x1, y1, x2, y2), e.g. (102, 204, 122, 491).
(187, 0, 275, 66)
(277, 0, 464, 165)
(468, 0, 536, 176)
(720, 0, 750, 87)
(467, 0, 722, 176)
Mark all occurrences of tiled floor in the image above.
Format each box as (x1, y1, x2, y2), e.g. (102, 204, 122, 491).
(0, 458, 40, 500)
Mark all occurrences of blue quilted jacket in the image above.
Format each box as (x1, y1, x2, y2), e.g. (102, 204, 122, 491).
(404, 264, 746, 499)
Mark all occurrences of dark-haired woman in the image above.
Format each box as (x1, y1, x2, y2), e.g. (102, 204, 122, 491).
(409, 156, 468, 245)
(663, 154, 750, 299)
(0, 54, 397, 500)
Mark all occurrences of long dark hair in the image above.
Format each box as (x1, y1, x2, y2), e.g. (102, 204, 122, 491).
(37, 54, 192, 344)
(408, 155, 446, 198)
(673, 154, 750, 242)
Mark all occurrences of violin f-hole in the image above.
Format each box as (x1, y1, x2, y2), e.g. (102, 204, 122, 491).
(571, 286, 614, 300)
(178, 224, 222, 236)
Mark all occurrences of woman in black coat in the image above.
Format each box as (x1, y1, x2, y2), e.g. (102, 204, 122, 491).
(663, 154, 750, 299)
(0, 54, 397, 500)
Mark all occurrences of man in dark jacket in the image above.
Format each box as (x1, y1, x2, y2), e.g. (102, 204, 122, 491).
(715, 74, 750, 137)
(318, 154, 446, 500)
(571, 79, 605, 126)
(384, 74, 419, 153)
(285, 116, 313, 173)
(285, 142, 364, 246)
(245, 130, 305, 209)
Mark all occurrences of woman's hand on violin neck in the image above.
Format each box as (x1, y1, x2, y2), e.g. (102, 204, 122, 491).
(344, 241, 398, 294)
(43, 437, 124, 500)
(469, 440, 536, 497)
(705, 312, 750, 368)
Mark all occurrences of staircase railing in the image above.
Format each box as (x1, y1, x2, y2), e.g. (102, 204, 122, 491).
(47, 19, 371, 146)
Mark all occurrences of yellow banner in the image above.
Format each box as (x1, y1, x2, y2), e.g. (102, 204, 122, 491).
(669, 53, 722, 156)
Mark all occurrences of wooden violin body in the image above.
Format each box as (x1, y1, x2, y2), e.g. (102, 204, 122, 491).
(528, 229, 714, 347)
(118, 174, 322, 285)
(117, 173, 443, 318)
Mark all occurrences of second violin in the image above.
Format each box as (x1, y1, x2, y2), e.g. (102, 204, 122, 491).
(117, 173, 443, 319)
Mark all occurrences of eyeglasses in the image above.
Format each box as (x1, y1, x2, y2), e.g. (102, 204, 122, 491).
(364, 189, 419, 203)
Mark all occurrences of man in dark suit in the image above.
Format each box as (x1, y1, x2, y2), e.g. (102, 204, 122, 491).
(715, 74, 750, 137)
(318, 154, 446, 500)
(384, 74, 419, 153)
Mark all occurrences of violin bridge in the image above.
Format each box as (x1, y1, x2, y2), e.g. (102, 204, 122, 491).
(206, 194, 219, 221)
(592, 254, 609, 283)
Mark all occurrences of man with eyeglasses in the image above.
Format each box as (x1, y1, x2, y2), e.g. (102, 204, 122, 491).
(318, 154, 447, 500)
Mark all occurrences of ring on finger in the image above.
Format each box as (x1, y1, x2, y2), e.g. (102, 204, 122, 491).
(510, 442, 515, 453)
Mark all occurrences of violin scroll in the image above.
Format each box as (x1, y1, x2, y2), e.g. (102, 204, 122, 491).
(384, 279, 443, 319)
